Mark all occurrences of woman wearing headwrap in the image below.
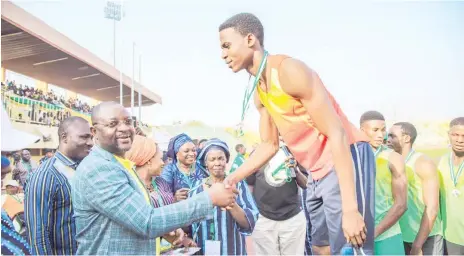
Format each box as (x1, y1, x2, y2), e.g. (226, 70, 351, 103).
(188, 139, 259, 255)
(125, 135, 196, 254)
(1, 156, 31, 255)
(161, 133, 208, 202)
(126, 135, 175, 207)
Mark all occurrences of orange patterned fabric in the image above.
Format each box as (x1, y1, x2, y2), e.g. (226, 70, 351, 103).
(2, 195, 24, 219)
(125, 135, 157, 167)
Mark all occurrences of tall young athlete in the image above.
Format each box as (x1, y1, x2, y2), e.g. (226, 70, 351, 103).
(359, 111, 407, 255)
(388, 122, 443, 255)
(218, 13, 375, 254)
(438, 117, 464, 255)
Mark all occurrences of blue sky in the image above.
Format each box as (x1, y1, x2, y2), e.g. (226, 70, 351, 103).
(12, 0, 464, 131)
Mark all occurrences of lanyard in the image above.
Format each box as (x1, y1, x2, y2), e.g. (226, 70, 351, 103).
(374, 146, 383, 157)
(237, 51, 269, 137)
(203, 177, 217, 240)
(209, 209, 217, 240)
(191, 210, 217, 241)
(191, 182, 218, 241)
(404, 150, 415, 164)
(449, 153, 464, 187)
(151, 179, 164, 207)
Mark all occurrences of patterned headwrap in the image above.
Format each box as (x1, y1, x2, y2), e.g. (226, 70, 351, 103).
(125, 135, 157, 167)
(166, 133, 193, 162)
(197, 138, 230, 168)
(1, 156, 10, 169)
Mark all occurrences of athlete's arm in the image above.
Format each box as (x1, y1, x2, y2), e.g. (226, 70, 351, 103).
(375, 152, 407, 238)
(412, 156, 439, 252)
(226, 92, 280, 184)
(278, 58, 365, 246)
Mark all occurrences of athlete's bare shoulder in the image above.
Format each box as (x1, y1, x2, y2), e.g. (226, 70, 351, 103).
(387, 149, 405, 172)
(415, 153, 437, 176)
(277, 58, 322, 100)
(388, 150, 404, 161)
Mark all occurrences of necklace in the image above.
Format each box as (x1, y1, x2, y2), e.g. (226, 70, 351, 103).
(144, 182, 154, 193)
(178, 163, 194, 175)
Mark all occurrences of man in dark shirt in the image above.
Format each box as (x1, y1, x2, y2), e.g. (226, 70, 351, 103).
(246, 151, 308, 255)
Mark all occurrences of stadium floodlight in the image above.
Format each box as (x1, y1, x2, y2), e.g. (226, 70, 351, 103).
(104, 0, 124, 66)
(104, 1, 124, 21)
(104, 0, 125, 104)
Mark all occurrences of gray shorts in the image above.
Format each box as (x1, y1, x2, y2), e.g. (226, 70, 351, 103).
(404, 235, 444, 255)
(305, 142, 375, 255)
(445, 239, 464, 255)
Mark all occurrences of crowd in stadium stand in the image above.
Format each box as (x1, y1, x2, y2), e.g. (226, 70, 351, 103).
(2, 80, 93, 114)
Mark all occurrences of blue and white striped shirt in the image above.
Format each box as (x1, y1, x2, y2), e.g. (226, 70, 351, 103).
(25, 151, 77, 255)
(189, 180, 259, 255)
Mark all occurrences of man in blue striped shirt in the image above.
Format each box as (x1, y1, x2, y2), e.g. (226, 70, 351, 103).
(25, 116, 93, 255)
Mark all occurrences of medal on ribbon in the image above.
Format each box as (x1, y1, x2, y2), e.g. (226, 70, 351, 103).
(449, 152, 464, 197)
(236, 122, 245, 138)
(236, 51, 269, 138)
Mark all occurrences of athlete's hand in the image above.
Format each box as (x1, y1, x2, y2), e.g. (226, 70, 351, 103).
(223, 174, 237, 190)
(222, 176, 238, 210)
(207, 183, 238, 208)
(342, 209, 367, 248)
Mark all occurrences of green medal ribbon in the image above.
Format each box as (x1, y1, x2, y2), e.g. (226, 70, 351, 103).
(236, 51, 269, 138)
(374, 146, 383, 157)
(404, 150, 415, 164)
(449, 153, 464, 187)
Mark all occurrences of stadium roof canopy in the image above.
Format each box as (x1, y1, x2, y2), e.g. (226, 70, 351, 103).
(1, 1, 161, 107)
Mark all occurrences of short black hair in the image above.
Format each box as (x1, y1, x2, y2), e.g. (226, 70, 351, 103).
(360, 111, 385, 126)
(219, 13, 264, 47)
(43, 148, 54, 154)
(235, 144, 244, 152)
(394, 122, 417, 145)
(58, 116, 89, 142)
(450, 117, 464, 128)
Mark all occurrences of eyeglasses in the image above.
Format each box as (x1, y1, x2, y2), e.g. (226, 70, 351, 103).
(93, 118, 134, 128)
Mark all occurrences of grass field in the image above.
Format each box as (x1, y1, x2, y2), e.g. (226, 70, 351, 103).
(416, 147, 448, 163)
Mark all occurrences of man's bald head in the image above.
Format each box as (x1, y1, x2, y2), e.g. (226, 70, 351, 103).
(91, 101, 124, 124)
(58, 116, 89, 142)
(91, 101, 135, 157)
(58, 116, 93, 161)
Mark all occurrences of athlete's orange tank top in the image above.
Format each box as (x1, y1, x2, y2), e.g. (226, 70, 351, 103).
(257, 55, 368, 180)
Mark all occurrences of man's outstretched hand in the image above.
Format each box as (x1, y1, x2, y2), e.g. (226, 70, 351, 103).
(342, 209, 367, 248)
(207, 183, 238, 208)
